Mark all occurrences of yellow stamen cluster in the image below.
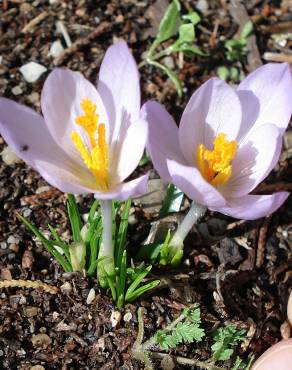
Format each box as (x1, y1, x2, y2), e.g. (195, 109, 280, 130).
(197, 133, 237, 186)
(71, 98, 109, 191)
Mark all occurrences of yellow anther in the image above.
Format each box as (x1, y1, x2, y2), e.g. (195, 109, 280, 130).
(197, 133, 237, 186)
(71, 98, 109, 191)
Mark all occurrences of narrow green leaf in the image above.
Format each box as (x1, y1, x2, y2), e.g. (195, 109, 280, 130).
(148, 60, 182, 96)
(67, 194, 82, 243)
(115, 199, 131, 267)
(48, 224, 71, 262)
(116, 250, 127, 306)
(217, 66, 230, 80)
(136, 242, 162, 261)
(88, 199, 99, 224)
(18, 214, 72, 272)
(156, 0, 181, 44)
(178, 23, 195, 43)
(182, 11, 200, 25)
(159, 184, 184, 216)
(126, 280, 160, 302)
(240, 21, 253, 40)
(125, 266, 152, 300)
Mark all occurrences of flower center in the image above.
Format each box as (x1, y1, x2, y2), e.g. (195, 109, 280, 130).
(71, 98, 109, 191)
(197, 133, 237, 186)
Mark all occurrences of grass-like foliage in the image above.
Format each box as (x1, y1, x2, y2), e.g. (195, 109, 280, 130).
(19, 195, 159, 307)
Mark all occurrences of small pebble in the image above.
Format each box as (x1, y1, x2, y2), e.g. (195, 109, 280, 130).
(49, 40, 64, 58)
(12, 85, 23, 95)
(60, 282, 72, 293)
(23, 306, 39, 318)
(31, 333, 52, 348)
(27, 92, 40, 105)
(30, 366, 45, 370)
(0, 268, 12, 280)
(20, 62, 47, 83)
(23, 208, 32, 217)
(22, 250, 34, 269)
(7, 235, 19, 244)
(1, 146, 22, 165)
(280, 321, 291, 340)
(110, 310, 122, 328)
(86, 288, 96, 305)
(123, 312, 133, 322)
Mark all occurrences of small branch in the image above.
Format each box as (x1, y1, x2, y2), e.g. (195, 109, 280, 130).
(0, 279, 59, 294)
(21, 11, 49, 33)
(54, 21, 111, 66)
(153, 353, 226, 370)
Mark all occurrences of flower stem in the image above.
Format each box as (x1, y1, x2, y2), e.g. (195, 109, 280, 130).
(97, 200, 115, 286)
(161, 202, 207, 266)
(171, 201, 207, 249)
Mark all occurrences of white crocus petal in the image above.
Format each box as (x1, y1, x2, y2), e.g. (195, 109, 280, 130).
(110, 118, 147, 184)
(223, 124, 282, 198)
(41, 68, 109, 161)
(97, 41, 140, 148)
(178, 78, 242, 165)
(237, 63, 292, 139)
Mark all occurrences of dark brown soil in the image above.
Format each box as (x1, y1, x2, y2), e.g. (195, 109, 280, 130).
(0, 0, 291, 369)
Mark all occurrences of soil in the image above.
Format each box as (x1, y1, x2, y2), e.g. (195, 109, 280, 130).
(0, 0, 291, 369)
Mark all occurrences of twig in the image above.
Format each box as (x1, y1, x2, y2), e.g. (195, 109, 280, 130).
(20, 188, 62, 206)
(229, 0, 262, 71)
(256, 216, 272, 268)
(263, 52, 292, 63)
(21, 11, 49, 34)
(0, 279, 59, 294)
(254, 182, 292, 194)
(53, 21, 111, 66)
(153, 353, 226, 370)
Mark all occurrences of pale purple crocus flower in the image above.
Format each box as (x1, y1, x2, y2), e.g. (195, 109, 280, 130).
(143, 63, 291, 263)
(0, 41, 148, 276)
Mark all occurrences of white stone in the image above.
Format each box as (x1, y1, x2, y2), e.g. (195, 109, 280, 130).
(110, 310, 121, 327)
(1, 146, 22, 165)
(49, 40, 64, 58)
(12, 85, 23, 95)
(86, 288, 96, 304)
(19, 62, 47, 83)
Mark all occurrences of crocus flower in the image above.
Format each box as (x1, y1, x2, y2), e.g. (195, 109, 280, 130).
(251, 339, 292, 370)
(0, 41, 148, 201)
(0, 41, 148, 279)
(143, 63, 291, 221)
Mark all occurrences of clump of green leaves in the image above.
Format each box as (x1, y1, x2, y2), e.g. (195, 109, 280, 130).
(19, 195, 159, 307)
(211, 325, 246, 362)
(140, 0, 205, 96)
(217, 21, 253, 83)
(156, 305, 205, 349)
(132, 304, 254, 370)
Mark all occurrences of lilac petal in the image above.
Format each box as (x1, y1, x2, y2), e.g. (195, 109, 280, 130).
(237, 63, 292, 139)
(167, 159, 226, 207)
(142, 101, 186, 182)
(41, 68, 108, 159)
(179, 77, 242, 165)
(0, 98, 95, 193)
(111, 117, 147, 184)
(94, 173, 149, 201)
(224, 124, 282, 198)
(97, 41, 140, 147)
(211, 192, 289, 220)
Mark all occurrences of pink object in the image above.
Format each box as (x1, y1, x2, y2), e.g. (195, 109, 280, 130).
(0, 42, 148, 200)
(252, 339, 292, 370)
(143, 63, 292, 219)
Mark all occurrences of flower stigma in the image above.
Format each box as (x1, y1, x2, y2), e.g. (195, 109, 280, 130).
(197, 133, 237, 186)
(71, 98, 109, 191)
